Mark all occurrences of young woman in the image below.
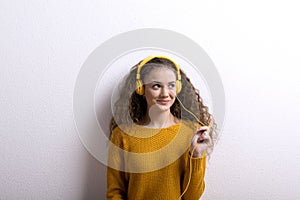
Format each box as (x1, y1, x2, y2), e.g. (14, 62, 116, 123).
(107, 55, 217, 200)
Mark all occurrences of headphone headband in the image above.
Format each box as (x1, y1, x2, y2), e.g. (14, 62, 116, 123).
(135, 55, 182, 95)
(136, 55, 181, 80)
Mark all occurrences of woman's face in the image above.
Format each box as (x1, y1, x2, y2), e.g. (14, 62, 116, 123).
(143, 67, 177, 112)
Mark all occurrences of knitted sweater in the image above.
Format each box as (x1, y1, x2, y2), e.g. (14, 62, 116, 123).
(106, 122, 206, 200)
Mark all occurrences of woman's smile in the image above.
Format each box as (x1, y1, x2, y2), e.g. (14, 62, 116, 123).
(156, 99, 171, 105)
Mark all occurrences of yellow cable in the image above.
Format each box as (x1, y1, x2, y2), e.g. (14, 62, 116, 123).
(176, 96, 208, 199)
(176, 97, 207, 126)
(179, 143, 201, 199)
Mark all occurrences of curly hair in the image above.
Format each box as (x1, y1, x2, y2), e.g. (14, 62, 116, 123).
(110, 57, 218, 154)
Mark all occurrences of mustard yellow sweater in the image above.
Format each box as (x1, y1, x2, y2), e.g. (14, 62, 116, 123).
(107, 122, 206, 200)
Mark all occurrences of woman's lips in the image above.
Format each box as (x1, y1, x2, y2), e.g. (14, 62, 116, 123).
(156, 99, 170, 105)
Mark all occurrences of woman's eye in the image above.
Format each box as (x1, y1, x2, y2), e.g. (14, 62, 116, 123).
(168, 83, 175, 89)
(152, 84, 161, 89)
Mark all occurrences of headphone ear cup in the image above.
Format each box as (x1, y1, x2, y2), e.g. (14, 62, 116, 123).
(136, 79, 144, 95)
(176, 80, 182, 94)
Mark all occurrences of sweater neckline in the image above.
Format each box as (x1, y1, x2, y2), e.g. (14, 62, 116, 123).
(133, 121, 182, 130)
(124, 122, 183, 139)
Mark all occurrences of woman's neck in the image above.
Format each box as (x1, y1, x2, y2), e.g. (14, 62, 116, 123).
(142, 106, 178, 128)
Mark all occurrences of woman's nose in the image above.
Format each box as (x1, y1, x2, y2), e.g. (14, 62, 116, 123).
(160, 86, 169, 97)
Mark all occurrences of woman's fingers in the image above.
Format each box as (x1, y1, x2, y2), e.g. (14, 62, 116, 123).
(197, 132, 209, 143)
(195, 129, 212, 145)
(197, 126, 209, 132)
(191, 133, 200, 145)
(190, 124, 213, 152)
(192, 131, 208, 145)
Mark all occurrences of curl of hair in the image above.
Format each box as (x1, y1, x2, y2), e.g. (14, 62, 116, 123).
(110, 57, 219, 155)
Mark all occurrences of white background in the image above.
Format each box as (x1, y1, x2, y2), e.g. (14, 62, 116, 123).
(1, 0, 300, 199)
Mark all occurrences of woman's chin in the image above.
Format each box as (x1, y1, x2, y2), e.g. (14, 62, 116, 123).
(156, 104, 171, 112)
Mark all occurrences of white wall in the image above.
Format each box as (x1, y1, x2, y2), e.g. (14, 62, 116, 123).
(1, 0, 300, 199)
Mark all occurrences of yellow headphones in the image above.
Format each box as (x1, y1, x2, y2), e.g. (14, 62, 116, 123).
(135, 55, 182, 95)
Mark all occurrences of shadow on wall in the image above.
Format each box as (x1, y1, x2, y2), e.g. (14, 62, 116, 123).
(80, 93, 112, 199)
(81, 154, 107, 199)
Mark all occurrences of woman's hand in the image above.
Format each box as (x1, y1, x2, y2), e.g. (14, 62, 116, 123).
(190, 125, 213, 158)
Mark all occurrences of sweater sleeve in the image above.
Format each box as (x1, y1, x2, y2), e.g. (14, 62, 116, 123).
(106, 128, 128, 200)
(181, 151, 206, 200)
